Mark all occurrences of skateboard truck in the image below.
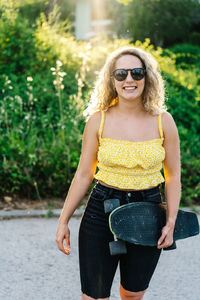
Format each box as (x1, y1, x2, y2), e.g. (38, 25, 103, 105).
(109, 236, 127, 255)
(104, 199, 127, 255)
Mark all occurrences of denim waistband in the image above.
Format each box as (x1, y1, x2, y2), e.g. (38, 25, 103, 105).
(94, 182, 161, 203)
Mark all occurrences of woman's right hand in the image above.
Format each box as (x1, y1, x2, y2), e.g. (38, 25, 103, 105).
(55, 222, 71, 255)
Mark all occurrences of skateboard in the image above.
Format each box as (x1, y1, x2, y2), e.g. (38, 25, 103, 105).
(104, 199, 200, 255)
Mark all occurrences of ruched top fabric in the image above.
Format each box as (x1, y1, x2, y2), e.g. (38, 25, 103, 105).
(94, 111, 165, 190)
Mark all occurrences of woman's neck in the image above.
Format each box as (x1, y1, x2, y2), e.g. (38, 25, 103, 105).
(115, 97, 146, 117)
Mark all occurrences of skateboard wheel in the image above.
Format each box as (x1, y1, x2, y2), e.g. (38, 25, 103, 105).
(109, 240, 127, 255)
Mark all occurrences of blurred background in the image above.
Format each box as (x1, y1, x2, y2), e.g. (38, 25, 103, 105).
(0, 0, 199, 208)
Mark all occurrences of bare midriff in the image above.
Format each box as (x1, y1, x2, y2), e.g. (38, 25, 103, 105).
(98, 180, 158, 191)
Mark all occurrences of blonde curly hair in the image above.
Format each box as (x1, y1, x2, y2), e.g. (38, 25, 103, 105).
(84, 46, 167, 117)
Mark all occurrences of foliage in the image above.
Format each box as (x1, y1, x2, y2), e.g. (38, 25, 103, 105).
(0, 0, 75, 25)
(116, 0, 132, 4)
(116, 0, 200, 47)
(167, 44, 200, 68)
(17, 0, 47, 24)
(0, 5, 199, 206)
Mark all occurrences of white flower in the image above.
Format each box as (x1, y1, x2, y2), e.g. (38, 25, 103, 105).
(53, 80, 58, 85)
(61, 84, 64, 90)
(9, 86, 13, 90)
(59, 72, 66, 77)
(7, 80, 11, 84)
(15, 95, 22, 104)
(78, 52, 84, 58)
(50, 67, 56, 71)
(29, 154, 35, 159)
(27, 76, 33, 82)
(25, 114, 30, 120)
(86, 43, 91, 50)
(56, 60, 62, 67)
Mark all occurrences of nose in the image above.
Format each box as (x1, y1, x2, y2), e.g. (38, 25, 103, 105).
(125, 70, 134, 81)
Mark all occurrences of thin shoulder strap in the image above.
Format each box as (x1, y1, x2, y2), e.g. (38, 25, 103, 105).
(99, 111, 105, 139)
(158, 114, 163, 139)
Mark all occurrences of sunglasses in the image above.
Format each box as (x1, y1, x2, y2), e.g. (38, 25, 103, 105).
(112, 68, 146, 81)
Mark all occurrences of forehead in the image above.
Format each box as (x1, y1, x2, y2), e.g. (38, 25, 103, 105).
(115, 55, 143, 69)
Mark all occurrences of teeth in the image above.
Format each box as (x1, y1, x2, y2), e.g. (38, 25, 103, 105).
(124, 87, 136, 90)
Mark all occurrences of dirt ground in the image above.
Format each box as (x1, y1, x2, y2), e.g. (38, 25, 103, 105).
(0, 197, 66, 211)
(1, 195, 199, 214)
(0, 195, 88, 211)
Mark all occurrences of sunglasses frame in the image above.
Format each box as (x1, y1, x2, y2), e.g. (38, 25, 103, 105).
(112, 68, 146, 81)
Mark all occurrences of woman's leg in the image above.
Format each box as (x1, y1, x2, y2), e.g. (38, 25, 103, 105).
(119, 285, 147, 300)
(119, 243, 161, 298)
(82, 293, 109, 300)
(79, 185, 119, 299)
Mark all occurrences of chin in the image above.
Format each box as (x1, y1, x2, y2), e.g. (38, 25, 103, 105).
(122, 93, 141, 101)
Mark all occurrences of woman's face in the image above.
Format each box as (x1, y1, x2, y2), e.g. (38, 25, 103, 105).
(113, 55, 145, 103)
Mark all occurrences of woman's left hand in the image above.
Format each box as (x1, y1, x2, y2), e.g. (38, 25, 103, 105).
(157, 222, 175, 249)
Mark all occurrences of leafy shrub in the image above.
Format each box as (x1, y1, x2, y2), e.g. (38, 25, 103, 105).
(168, 44, 200, 68)
(189, 31, 200, 46)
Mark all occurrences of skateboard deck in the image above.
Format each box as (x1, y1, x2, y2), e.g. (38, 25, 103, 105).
(109, 202, 199, 248)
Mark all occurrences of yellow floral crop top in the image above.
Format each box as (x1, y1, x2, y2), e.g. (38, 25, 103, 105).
(94, 111, 165, 190)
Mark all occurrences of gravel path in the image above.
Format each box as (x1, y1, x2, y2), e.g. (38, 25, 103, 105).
(0, 216, 200, 300)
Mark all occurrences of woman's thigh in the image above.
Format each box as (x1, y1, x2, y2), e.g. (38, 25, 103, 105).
(79, 187, 119, 299)
(119, 243, 162, 292)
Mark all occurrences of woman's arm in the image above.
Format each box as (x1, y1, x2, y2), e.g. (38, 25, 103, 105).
(158, 111, 181, 249)
(56, 111, 101, 254)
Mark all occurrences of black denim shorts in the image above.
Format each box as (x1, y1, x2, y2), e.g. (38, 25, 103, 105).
(79, 182, 162, 299)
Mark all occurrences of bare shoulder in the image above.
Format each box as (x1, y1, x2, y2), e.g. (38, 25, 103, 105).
(161, 111, 179, 139)
(84, 111, 102, 137)
(87, 111, 101, 127)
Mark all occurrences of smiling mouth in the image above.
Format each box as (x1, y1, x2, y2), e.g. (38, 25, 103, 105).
(123, 87, 137, 90)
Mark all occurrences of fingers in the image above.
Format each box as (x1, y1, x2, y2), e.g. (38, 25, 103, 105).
(157, 225, 173, 249)
(63, 234, 71, 255)
(63, 245, 70, 255)
(65, 234, 71, 249)
(55, 226, 71, 255)
(56, 235, 71, 255)
(157, 239, 174, 249)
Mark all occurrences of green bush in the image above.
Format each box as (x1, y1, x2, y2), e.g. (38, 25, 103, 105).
(168, 44, 200, 68)
(189, 31, 200, 46)
(17, 0, 47, 24)
(116, 0, 200, 48)
(164, 80, 200, 204)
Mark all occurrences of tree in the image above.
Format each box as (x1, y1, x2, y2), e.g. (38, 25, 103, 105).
(118, 0, 200, 47)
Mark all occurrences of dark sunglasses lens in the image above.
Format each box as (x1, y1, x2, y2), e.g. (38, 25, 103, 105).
(113, 68, 146, 81)
(113, 69, 127, 81)
(131, 68, 145, 80)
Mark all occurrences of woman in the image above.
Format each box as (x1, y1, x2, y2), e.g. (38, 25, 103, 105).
(56, 47, 181, 300)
